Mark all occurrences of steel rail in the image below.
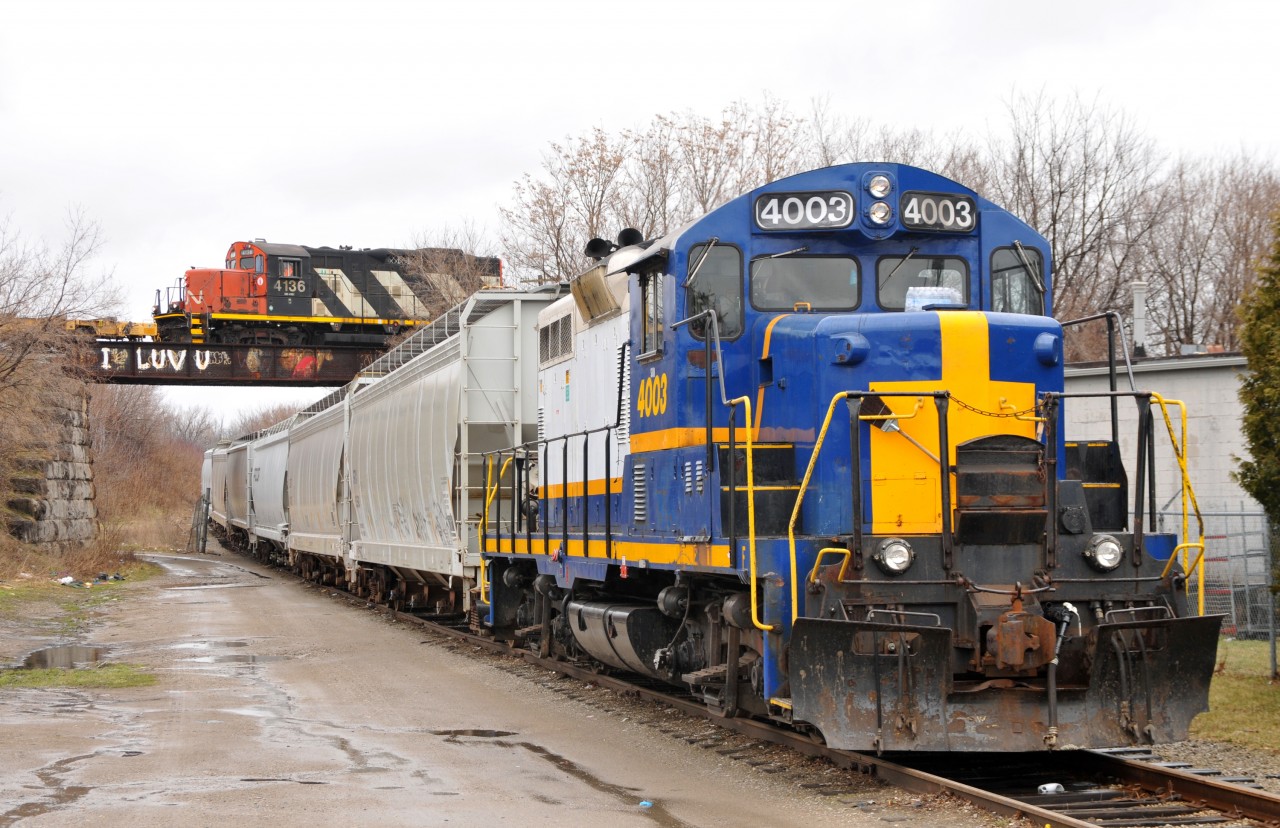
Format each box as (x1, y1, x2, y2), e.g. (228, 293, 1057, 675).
(1064, 751, 1280, 826)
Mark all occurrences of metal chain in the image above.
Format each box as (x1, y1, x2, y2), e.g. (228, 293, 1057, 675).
(948, 394, 1045, 420)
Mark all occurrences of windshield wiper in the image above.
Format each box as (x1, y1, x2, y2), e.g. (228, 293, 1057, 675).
(881, 247, 919, 285)
(683, 237, 719, 289)
(1013, 240, 1046, 295)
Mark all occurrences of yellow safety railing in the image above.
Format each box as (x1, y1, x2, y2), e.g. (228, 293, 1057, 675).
(999, 396, 1047, 423)
(1151, 394, 1207, 614)
(807, 547, 853, 585)
(788, 391, 946, 624)
(477, 454, 515, 605)
(787, 392, 852, 624)
(860, 396, 924, 424)
(728, 396, 768, 632)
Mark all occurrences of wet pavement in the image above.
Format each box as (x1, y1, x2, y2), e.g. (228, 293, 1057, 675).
(0, 551, 909, 827)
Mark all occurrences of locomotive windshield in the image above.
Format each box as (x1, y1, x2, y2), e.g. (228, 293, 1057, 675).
(686, 244, 743, 339)
(877, 255, 968, 310)
(991, 246, 1045, 315)
(749, 256, 858, 311)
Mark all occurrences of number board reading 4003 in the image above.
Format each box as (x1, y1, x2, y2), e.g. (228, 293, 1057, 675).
(754, 191, 854, 231)
(900, 191, 978, 233)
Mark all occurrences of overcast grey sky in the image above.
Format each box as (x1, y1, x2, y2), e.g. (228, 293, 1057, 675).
(2, 0, 1277, 420)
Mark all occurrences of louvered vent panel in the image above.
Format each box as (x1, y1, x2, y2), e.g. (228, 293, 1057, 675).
(539, 315, 574, 366)
(632, 461, 647, 523)
(616, 345, 631, 447)
(558, 314, 573, 355)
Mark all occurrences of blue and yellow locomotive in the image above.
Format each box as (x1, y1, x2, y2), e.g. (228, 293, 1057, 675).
(481, 162, 1219, 752)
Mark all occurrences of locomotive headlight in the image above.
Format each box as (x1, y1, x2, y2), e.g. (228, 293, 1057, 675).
(1084, 534, 1124, 572)
(868, 201, 892, 225)
(873, 537, 915, 575)
(868, 174, 892, 198)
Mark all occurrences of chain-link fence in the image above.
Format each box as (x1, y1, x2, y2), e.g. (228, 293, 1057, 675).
(1160, 509, 1278, 676)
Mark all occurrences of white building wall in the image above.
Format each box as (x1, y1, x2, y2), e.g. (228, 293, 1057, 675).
(1063, 354, 1255, 514)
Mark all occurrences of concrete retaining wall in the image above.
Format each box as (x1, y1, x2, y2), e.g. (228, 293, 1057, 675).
(5, 387, 98, 551)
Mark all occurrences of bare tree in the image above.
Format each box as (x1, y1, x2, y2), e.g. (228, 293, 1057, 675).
(224, 403, 300, 437)
(500, 128, 632, 283)
(395, 222, 504, 317)
(617, 115, 683, 238)
(498, 91, 1277, 358)
(1140, 154, 1280, 355)
(501, 98, 816, 284)
(0, 211, 118, 523)
(0, 210, 118, 399)
(985, 91, 1166, 346)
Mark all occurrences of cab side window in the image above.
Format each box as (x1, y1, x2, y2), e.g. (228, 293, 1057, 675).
(990, 247, 1045, 315)
(640, 272, 664, 357)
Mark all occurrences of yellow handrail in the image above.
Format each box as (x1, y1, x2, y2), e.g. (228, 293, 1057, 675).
(728, 396, 768, 632)
(477, 454, 515, 605)
(807, 547, 852, 585)
(859, 397, 923, 423)
(999, 396, 1046, 423)
(788, 392, 850, 624)
(478, 456, 494, 603)
(1151, 394, 1207, 614)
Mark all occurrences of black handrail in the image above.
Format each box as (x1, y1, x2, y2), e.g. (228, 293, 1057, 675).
(481, 424, 618, 560)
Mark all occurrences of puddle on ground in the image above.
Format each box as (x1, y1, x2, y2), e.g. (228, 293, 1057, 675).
(220, 707, 274, 719)
(165, 583, 260, 591)
(20, 646, 105, 669)
(166, 640, 251, 651)
(430, 729, 516, 738)
(183, 654, 286, 665)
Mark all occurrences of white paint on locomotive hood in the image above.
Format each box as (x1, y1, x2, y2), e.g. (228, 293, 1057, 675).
(538, 269, 631, 488)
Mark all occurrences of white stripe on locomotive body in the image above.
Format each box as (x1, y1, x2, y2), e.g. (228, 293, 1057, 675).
(370, 269, 421, 317)
(248, 428, 289, 545)
(286, 401, 348, 558)
(537, 272, 631, 490)
(312, 267, 360, 318)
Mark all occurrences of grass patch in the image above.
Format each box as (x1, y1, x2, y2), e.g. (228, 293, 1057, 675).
(1190, 638, 1280, 753)
(0, 663, 155, 690)
(0, 559, 163, 614)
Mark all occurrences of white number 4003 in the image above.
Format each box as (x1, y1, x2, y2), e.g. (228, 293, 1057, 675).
(900, 193, 976, 232)
(755, 191, 854, 231)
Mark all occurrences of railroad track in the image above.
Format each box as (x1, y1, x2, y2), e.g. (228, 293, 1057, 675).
(288, 567, 1280, 828)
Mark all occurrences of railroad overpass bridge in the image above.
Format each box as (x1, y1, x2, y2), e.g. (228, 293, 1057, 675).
(86, 342, 381, 386)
